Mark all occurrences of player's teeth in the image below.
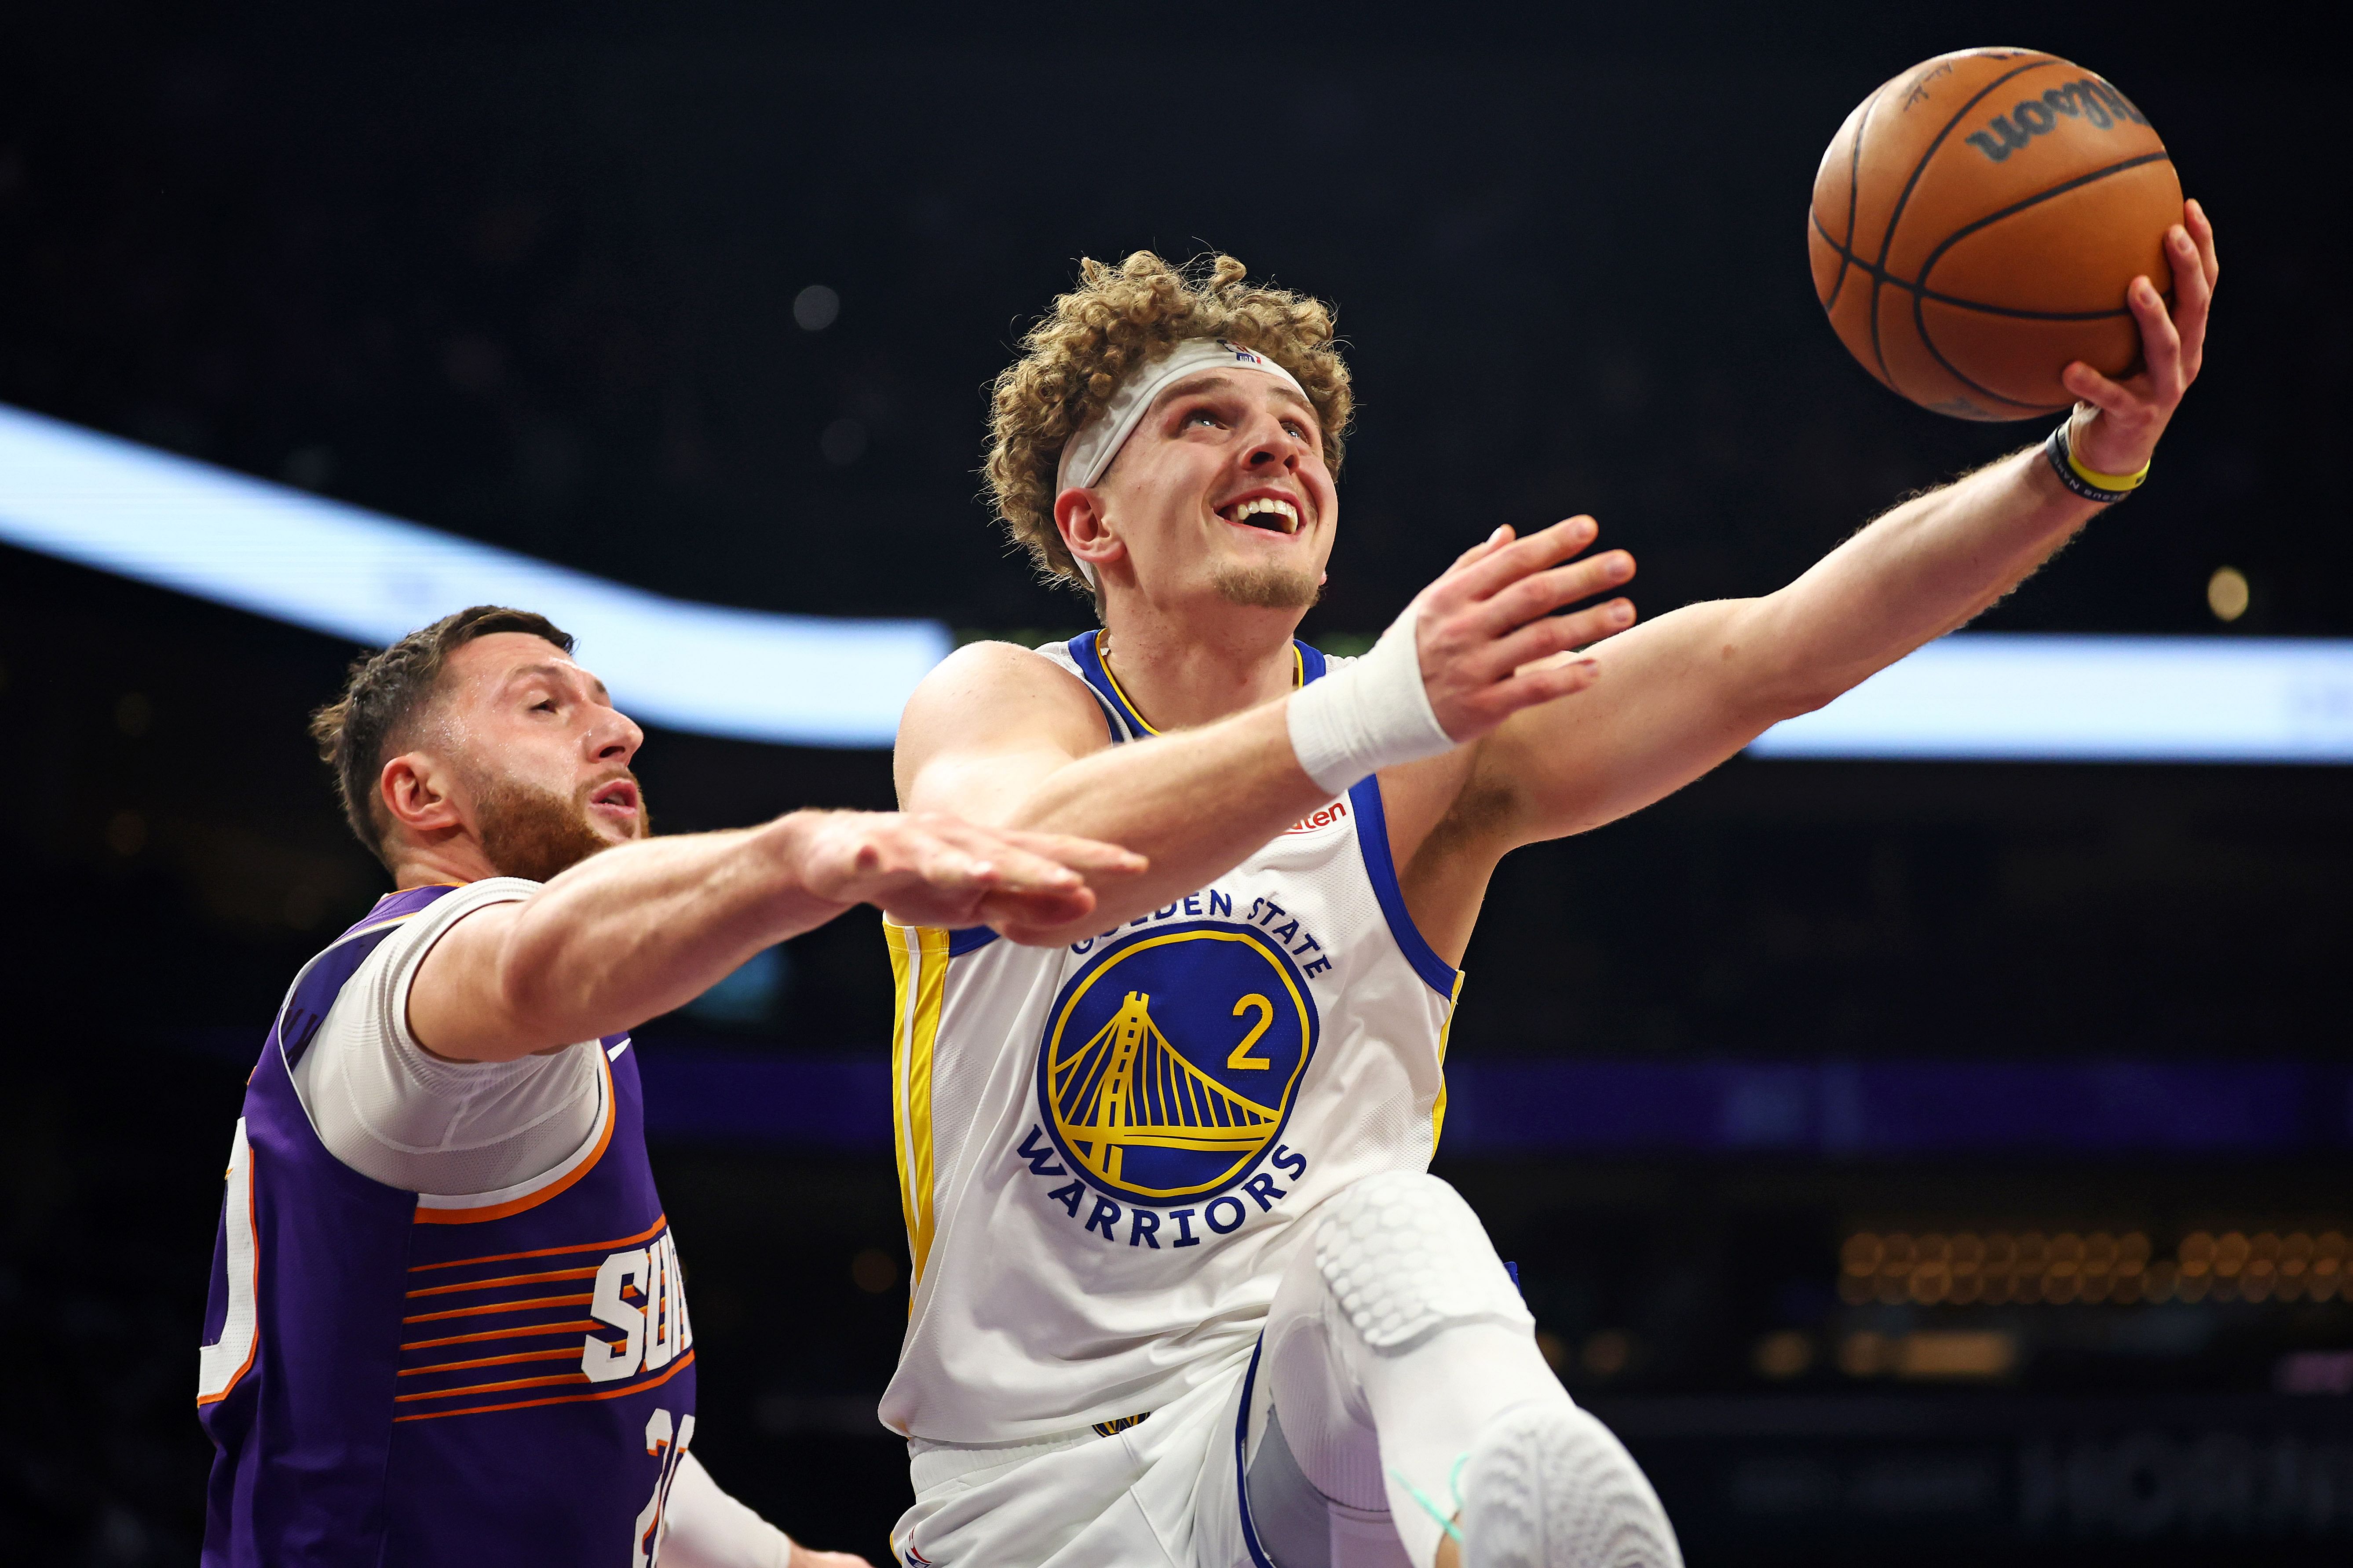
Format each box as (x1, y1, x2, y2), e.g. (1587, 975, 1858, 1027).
(1224, 498, 1300, 532)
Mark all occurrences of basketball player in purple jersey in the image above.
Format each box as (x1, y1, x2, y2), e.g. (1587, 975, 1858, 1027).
(196, 605, 1140, 1568)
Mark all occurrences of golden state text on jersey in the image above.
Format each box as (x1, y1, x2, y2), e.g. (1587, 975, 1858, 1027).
(1038, 912, 1322, 1207)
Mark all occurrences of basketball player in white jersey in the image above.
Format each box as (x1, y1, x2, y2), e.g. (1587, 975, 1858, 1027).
(225, 605, 1137, 1567)
(883, 210, 2216, 1568)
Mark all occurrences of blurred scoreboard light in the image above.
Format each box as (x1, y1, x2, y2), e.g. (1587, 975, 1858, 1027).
(0, 401, 950, 747)
(1750, 631, 2353, 762)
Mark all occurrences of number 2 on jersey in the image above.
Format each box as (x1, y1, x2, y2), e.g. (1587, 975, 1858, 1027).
(1227, 993, 1274, 1069)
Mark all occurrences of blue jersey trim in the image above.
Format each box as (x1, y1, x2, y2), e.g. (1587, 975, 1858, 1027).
(1066, 632, 1320, 744)
(1064, 631, 1136, 743)
(1233, 1335, 1278, 1568)
(1346, 772, 1460, 998)
(946, 926, 999, 958)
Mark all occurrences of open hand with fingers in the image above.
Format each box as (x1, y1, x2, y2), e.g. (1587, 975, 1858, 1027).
(2062, 199, 2218, 476)
(793, 810, 1145, 945)
(1409, 516, 1638, 743)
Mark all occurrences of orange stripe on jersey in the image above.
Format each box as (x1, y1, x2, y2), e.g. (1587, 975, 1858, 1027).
(400, 1319, 600, 1352)
(393, 1368, 590, 1402)
(398, 1345, 581, 1377)
(400, 1291, 593, 1325)
(406, 1214, 670, 1275)
(390, 1350, 694, 1423)
(403, 1264, 599, 1299)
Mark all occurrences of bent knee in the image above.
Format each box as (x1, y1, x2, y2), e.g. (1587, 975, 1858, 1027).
(1309, 1171, 1532, 1352)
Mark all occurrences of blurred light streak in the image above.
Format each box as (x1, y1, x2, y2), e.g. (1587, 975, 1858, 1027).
(13, 401, 2353, 761)
(0, 401, 949, 746)
(1750, 632, 2353, 762)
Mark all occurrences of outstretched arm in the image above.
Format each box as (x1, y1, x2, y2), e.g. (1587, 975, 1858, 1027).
(899, 643, 1330, 932)
(407, 810, 1142, 1062)
(896, 523, 1638, 942)
(1472, 200, 2219, 846)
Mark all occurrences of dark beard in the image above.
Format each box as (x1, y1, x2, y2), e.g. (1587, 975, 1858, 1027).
(1211, 562, 1323, 610)
(472, 772, 646, 883)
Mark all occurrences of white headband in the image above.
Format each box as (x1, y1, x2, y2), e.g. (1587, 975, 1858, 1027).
(1053, 338, 1310, 589)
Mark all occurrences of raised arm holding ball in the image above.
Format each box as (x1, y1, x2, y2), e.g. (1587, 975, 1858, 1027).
(875, 61, 2215, 1568)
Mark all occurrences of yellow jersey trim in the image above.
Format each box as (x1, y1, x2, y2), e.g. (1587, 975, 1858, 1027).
(1430, 970, 1468, 1152)
(888, 921, 950, 1290)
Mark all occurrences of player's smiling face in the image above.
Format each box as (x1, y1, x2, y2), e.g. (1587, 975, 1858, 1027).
(1084, 369, 1336, 613)
(433, 633, 651, 869)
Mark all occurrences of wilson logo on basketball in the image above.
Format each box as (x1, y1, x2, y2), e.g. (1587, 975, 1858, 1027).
(1808, 48, 2178, 419)
(1965, 78, 2149, 163)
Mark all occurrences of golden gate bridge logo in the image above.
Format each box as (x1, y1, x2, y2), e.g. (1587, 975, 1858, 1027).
(1051, 990, 1282, 1183)
(1037, 925, 1317, 1201)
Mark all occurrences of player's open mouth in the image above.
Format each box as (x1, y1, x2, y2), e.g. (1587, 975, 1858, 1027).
(1216, 496, 1301, 534)
(588, 780, 640, 816)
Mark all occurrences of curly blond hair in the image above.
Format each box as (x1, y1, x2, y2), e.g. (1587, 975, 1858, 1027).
(984, 251, 1353, 602)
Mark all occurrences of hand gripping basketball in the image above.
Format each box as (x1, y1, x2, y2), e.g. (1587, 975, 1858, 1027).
(1408, 518, 1637, 744)
(2060, 200, 2218, 478)
(1810, 50, 2192, 425)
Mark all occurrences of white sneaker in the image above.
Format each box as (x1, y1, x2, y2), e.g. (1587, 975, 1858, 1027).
(1458, 1402, 1682, 1568)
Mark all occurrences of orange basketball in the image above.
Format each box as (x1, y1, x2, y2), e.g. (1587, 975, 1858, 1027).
(1808, 48, 2182, 421)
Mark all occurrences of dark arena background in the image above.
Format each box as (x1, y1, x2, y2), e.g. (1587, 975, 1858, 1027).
(4, 3, 2347, 1564)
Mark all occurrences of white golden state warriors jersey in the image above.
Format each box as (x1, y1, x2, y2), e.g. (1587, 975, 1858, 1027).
(879, 634, 1465, 1444)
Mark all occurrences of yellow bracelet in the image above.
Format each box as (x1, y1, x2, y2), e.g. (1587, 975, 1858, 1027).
(2065, 442, 2151, 493)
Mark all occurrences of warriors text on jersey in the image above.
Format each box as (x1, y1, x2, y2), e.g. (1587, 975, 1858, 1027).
(197, 885, 699, 1566)
(881, 635, 1464, 1443)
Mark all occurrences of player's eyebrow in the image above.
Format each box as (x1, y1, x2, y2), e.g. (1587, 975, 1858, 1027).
(503, 661, 610, 702)
(1155, 371, 1319, 426)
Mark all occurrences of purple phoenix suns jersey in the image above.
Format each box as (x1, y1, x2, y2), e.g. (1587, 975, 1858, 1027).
(197, 885, 698, 1566)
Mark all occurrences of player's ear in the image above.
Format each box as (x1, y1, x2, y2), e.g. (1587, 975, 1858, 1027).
(380, 751, 465, 839)
(1054, 487, 1122, 576)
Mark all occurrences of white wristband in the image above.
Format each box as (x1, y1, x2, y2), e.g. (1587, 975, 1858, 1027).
(1286, 604, 1456, 795)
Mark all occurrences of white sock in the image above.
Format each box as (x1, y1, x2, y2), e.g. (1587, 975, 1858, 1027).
(1363, 1323, 1574, 1565)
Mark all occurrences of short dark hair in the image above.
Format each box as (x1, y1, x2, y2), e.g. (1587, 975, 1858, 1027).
(310, 605, 575, 868)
